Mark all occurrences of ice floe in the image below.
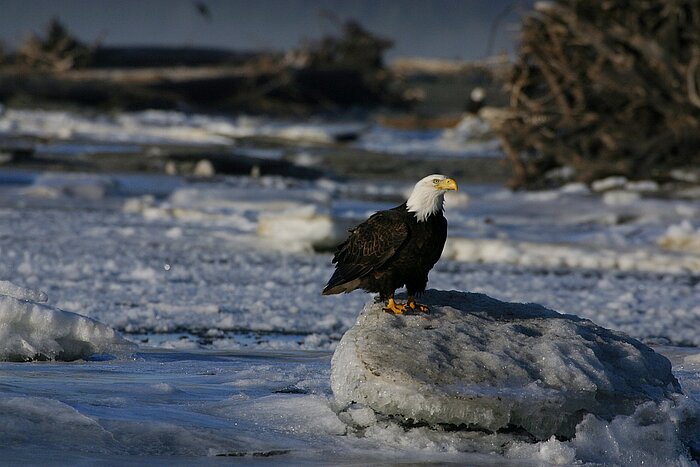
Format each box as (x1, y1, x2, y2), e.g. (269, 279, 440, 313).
(332, 290, 680, 439)
(331, 290, 697, 464)
(0, 281, 135, 361)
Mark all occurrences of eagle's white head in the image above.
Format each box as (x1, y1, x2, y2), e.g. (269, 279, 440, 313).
(406, 174, 458, 222)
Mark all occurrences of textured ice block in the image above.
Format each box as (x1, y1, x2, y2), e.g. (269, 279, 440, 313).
(331, 290, 681, 439)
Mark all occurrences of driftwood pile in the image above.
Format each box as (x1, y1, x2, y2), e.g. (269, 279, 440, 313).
(273, 19, 400, 109)
(497, 0, 700, 188)
(15, 19, 94, 72)
(0, 19, 403, 113)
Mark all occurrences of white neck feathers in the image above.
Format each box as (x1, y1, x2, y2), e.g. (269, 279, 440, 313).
(406, 189, 444, 222)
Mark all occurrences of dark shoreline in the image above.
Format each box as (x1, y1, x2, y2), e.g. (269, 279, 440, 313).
(0, 132, 510, 185)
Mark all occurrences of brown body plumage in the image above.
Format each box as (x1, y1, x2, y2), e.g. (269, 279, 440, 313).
(322, 175, 457, 313)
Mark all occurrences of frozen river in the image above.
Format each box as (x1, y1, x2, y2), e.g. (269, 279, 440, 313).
(0, 108, 699, 464)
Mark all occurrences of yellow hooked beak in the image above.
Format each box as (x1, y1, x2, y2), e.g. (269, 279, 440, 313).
(436, 178, 458, 191)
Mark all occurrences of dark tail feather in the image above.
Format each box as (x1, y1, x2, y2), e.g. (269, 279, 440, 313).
(322, 271, 361, 295)
(322, 284, 343, 295)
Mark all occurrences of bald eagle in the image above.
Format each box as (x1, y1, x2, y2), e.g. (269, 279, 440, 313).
(322, 174, 458, 314)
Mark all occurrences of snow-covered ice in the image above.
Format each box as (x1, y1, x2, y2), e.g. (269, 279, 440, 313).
(21, 172, 117, 201)
(1, 170, 700, 348)
(0, 108, 234, 146)
(0, 107, 503, 159)
(358, 117, 502, 159)
(444, 236, 700, 273)
(0, 107, 322, 146)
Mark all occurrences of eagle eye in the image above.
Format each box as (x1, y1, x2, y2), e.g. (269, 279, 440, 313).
(432, 179, 440, 184)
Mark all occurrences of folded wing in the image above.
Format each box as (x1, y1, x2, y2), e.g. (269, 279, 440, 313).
(322, 209, 409, 295)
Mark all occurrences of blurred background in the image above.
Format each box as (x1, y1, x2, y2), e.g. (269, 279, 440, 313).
(0, 0, 525, 61)
(0, 0, 535, 184)
(1, 0, 699, 187)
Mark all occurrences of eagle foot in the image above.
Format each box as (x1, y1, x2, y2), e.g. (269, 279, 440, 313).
(407, 296, 430, 313)
(383, 297, 407, 315)
(383, 297, 430, 314)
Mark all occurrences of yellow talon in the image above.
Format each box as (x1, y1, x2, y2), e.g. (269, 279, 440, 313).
(383, 297, 408, 314)
(407, 296, 430, 313)
(384, 296, 430, 314)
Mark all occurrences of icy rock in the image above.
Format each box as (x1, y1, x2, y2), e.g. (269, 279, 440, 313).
(0, 282, 136, 361)
(331, 290, 681, 440)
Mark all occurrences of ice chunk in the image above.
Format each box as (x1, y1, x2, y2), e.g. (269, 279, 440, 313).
(192, 159, 215, 177)
(440, 114, 494, 144)
(0, 281, 136, 361)
(0, 281, 48, 302)
(0, 397, 118, 450)
(22, 173, 116, 201)
(506, 436, 576, 465)
(592, 176, 628, 192)
(444, 237, 700, 274)
(658, 220, 700, 253)
(257, 206, 358, 251)
(507, 394, 699, 466)
(331, 290, 681, 440)
(570, 397, 696, 466)
(602, 189, 641, 206)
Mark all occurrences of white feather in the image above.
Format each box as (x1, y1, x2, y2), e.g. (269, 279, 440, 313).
(406, 174, 449, 222)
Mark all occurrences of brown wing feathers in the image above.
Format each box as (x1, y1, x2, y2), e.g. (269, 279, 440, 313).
(322, 210, 409, 295)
